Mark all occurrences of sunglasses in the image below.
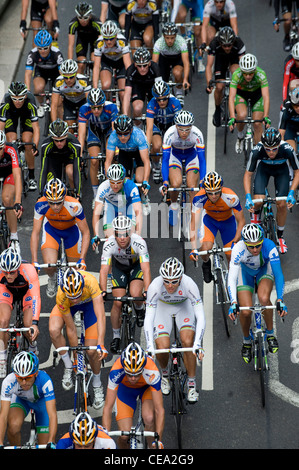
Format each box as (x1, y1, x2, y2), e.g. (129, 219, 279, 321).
(91, 105, 103, 110)
(115, 231, 130, 238)
(222, 44, 232, 48)
(245, 241, 263, 249)
(206, 190, 221, 195)
(2, 269, 18, 275)
(117, 132, 131, 137)
(53, 138, 67, 142)
(157, 97, 169, 102)
(264, 146, 279, 152)
(15, 373, 35, 381)
(11, 96, 25, 102)
(177, 127, 191, 133)
(103, 37, 116, 41)
(136, 63, 149, 69)
(163, 279, 180, 285)
(110, 180, 123, 185)
(78, 15, 90, 20)
(37, 46, 50, 51)
(48, 200, 64, 206)
(63, 74, 76, 80)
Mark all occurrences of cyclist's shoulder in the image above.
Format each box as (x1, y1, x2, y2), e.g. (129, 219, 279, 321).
(81, 270, 101, 296)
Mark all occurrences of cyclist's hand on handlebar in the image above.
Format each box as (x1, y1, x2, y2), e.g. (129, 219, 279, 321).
(141, 180, 150, 195)
(91, 235, 101, 250)
(199, 42, 207, 51)
(228, 117, 236, 131)
(13, 203, 23, 219)
(277, 299, 288, 317)
(160, 182, 169, 196)
(32, 262, 41, 273)
(228, 302, 239, 321)
(97, 344, 108, 359)
(287, 189, 296, 207)
(151, 440, 164, 449)
(101, 290, 107, 301)
(189, 250, 198, 262)
(245, 193, 254, 212)
(46, 442, 56, 449)
(193, 346, 204, 360)
(76, 258, 86, 270)
(263, 116, 271, 127)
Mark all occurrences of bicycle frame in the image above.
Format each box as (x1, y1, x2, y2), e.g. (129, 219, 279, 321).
(210, 77, 231, 154)
(253, 192, 287, 246)
(0, 205, 13, 252)
(235, 99, 264, 167)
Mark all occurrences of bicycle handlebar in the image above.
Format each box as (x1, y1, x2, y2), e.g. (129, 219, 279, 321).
(38, 261, 77, 269)
(253, 196, 287, 203)
(234, 119, 264, 124)
(167, 187, 200, 192)
(153, 347, 194, 354)
(105, 294, 145, 302)
(238, 305, 276, 311)
(194, 247, 231, 256)
(0, 327, 34, 334)
(54, 346, 98, 354)
(3, 444, 48, 449)
(0, 206, 14, 211)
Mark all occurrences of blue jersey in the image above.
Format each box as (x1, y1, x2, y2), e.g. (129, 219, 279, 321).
(95, 177, 141, 208)
(1, 370, 55, 404)
(107, 126, 149, 153)
(78, 101, 118, 131)
(146, 95, 182, 126)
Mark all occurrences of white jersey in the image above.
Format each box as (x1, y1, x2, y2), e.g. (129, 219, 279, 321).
(203, 0, 237, 21)
(101, 233, 150, 267)
(163, 125, 205, 152)
(144, 274, 206, 351)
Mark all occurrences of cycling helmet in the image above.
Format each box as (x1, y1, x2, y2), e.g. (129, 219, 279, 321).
(49, 118, 69, 138)
(292, 42, 299, 60)
(61, 267, 85, 298)
(34, 29, 52, 48)
(13, 351, 39, 377)
(218, 26, 236, 45)
(289, 86, 299, 104)
(239, 53, 257, 73)
(133, 47, 151, 65)
(0, 247, 21, 272)
(261, 127, 282, 148)
(152, 80, 170, 98)
(162, 22, 178, 35)
(87, 88, 106, 106)
(44, 178, 66, 202)
(174, 110, 194, 127)
(101, 20, 118, 38)
(159, 257, 184, 280)
(8, 81, 27, 97)
(120, 342, 146, 376)
(0, 130, 5, 147)
(60, 59, 78, 75)
(107, 163, 126, 181)
(114, 115, 133, 134)
(203, 171, 223, 191)
(69, 412, 97, 446)
(75, 2, 93, 18)
(112, 215, 132, 232)
(241, 223, 264, 244)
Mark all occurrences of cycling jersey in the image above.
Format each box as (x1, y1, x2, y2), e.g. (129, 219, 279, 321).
(125, 0, 159, 25)
(279, 100, 299, 132)
(208, 35, 245, 59)
(56, 270, 101, 316)
(246, 141, 299, 171)
(94, 33, 130, 61)
(34, 195, 85, 231)
(192, 187, 242, 221)
(78, 100, 118, 132)
(227, 238, 285, 303)
(52, 74, 91, 103)
(203, 0, 237, 24)
(101, 233, 150, 267)
(153, 35, 188, 57)
(0, 92, 38, 133)
(102, 0, 128, 6)
(95, 177, 141, 208)
(0, 144, 19, 180)
(146, 95, 182, 128)
(108, 355, 161, 391)
(230, 66, 268, 93)
(282, 55, 299, 102)
(1, 370, 55, 404)
(0, 263, 41, 322)
(56, 425, 116, 449)
(107, 126, 148, 153)
(25, 46, 64, 73)
(125, 61, 162, 95)
(162, 125, 206, 182)
(68, 14, 102, 40)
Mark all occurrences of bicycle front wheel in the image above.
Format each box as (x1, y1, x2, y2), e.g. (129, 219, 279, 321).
(215, 268, 230, 337)
(75, 374, 87, 414)
(172, 375, 185, 449)
(257, 332, 266, 407)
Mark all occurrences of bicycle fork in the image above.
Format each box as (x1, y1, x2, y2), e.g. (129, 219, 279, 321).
(251, 313, 269, 372)
(213, 254, 229, 305)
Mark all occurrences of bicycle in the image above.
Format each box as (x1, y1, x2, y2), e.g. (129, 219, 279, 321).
(274, 0, 299, 47)
(106, 294, 145, 354)
(234, 98, 264, 167)
(0, 299, 33, 375)
(76, 59, 94, 81)
(175, 20, 203, 85)
(0, 204, 13, 252)
(82, 152, 106, 185)
(194, 243, 232, 337)
(209, 75, 231, 154)
(53, 311, 97, 415)
(253, 190, 287, 247)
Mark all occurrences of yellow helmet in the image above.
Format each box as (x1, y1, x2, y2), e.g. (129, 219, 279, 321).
(203, 171, 223, 191)
(121, 342, 146, 376)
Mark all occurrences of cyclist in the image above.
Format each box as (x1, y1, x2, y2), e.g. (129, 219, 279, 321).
(0, 81, 40, 191)
(273, 0, 299, 52)
(51, 59, 91, 132)
(227, 224, 287, 363)
(228, 53, 271, 153)
(102, 342, 164, 449)
(92, 19, 132, 107)
(105, 114, 152, 216)
(68, 2, 102, 75)
(152, 22, 190, 106)
(39, 119, 81, 196)
(189, 171, 245, 283)
(0, 351, 57, 448)
(205, 26, 245, 127)
(161, 109, 206, 226)
(100, 0, 128, 30)
(200, 0, 238, 47)
(20, 0, 60, 45)
(92, 163, 142, 242)
(146, 80, 182, 183)
(49, 267, 107, 409)
(24, 30, 64, 118)
(144, 257, 205, 402)
(243, 127, 299, 254)
(56, 411, 116, 449)
(30, 178, 90, 298)
(124, 0, 159, 54)
(99, 216, 151, 353)
(78, 88, 118, 205)
(0, 248, 40, 378)
(122, 47, 162, 120)
(279, 86, 299, 152)
(0, 130, 23, 252)
(282, 42, 299, 104)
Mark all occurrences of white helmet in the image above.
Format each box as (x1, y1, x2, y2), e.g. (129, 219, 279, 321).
(107, 163, 126, 181)
(60, 59, 78, 75)
(174, 110, 194, 127)
(241, 223, 264, 244)
(239, 53, 258, 73)
(12, 351, 39, 377)
(292, 42, 299, 60)
(159, 257, 184, 280)
(0, 247, 21, 272)
(69, 412, 97, 446)
(112, 215, 132, 232)
(101, 20, 118, 38)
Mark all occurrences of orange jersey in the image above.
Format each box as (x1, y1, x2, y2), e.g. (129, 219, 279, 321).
(191, 187, 242, 221)
(108, 356, 161, 392)
(33, 195, 86, 231)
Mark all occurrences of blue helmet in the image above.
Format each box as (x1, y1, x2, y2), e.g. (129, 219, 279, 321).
(152, 80, 170, 98)
(87, 88, 106, 106)
(34, 30, 52, 48)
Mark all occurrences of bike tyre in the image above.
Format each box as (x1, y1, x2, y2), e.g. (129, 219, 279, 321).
(172, 375, 184, 449)
(257, 332, 266, 407)
(215, 268, 230, 337)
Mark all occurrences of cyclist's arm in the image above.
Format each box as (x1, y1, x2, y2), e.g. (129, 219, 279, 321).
(30, 216, 43, 263)
(50, 91, 60, 121)
(92, 54, 101, 88)
(261, 85, 270, 119)
(139, 148, 151, 183)
(205, 54, 214, 88)
(151, 389, 165, 442)
(196, 145, 206, 181)
(24, 68, 32, 91)
(181, 51, 190, 85)
(0, 400, 10, 445)
(100, 1, 108, 23)
(45, 398, 58, 444)
(102, 386, 118, 431)
(99, 262, 110, 292)
(105, 148, 115, 174)
(48, 0, 58, 21)
(161, 144, 171, 184)
(72, 146, 82, 195)
(200, 17, 210, 45)
(20, 0, 29, 22)
(32, 120, 40, 149)
(152, 51, 159, 63)
(190, 208, 201, 251)
(227, 259, 239, 304)
(12, 166, 22, 204)
(63, 311, 79, 346)
(140, 260, 151, 292)
(122, 86, 132, 116)
(290, 168, 299, 192)
(76, 216, 90, 260)
(92, 201, 104, 236)
(133, 201, 143, 235)
(68, 34, 76, 60)
(78, 121, 87, 157)
(92, 295, 106, 346)
(270, 257, 285, 301)
(243, 169, 254, 195)
(123, 51, 132, 69)
(233, 208, 246, 244)
(146, 116, 154, 146)
(228, 85, 237, 119)
(230, 16, 238, 35)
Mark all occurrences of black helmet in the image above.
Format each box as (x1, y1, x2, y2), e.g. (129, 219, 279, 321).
(114, 115, 133, 134)
(162, 22, 178, 35)
(218, 26, 236, 45)
(49, 119, 69, 138)
(133, 47, 151, 65)
(261, 127, 282, 148)
(8, 81, 27, 97)
(75, 2, 92, 17)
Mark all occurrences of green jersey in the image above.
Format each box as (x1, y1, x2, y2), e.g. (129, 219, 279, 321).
(230, 66, 268, 93)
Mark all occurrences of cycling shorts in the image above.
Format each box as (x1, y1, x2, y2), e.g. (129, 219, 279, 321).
(153, 299, 196, 340)
(281, 0, 299, 14)
(76, 37, 98, 58)
(158, 54, 183, 82)
(181, 0, 204, 20)
(41, 220, 82, 258)
(116, 149, 144, 178)
(129, 20, 153, 42)
(2, 174, 15, 185)
(283, 123, 299, 142)
(111, 259, 143, 289)
(63, 97, 86, 121)
(236, 262, 274, 294)
(235, 88, 264, 113)
(50, 299, 98, 340)
(31, 0, 49, 22)
(115, 383, 152, 421)
(253, 162, 290, 197)
(102, 201, 135, 231)
(169, 151, 200, 174)
(199, 213, 237, 248)
(101, 56, 126, 80)
(87, 125, 112, 148)
(11, 398, 49, 434)
(33, 66, 60, 85)
(107, 3, 127, 24)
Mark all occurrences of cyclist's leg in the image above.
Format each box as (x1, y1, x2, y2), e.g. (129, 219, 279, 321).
(7, 400, 27, 445)
(2, 177, 18, 238)
(100, 68, 113, 93)
(0, 289, 13, 371)
(41, 222, 60, 278)
(64, 225, 82, 263)
(143, 24, 154, 49)
(115, 384, 139, 448)
(153, 303, 173, 390)
(87, 143, 101, 196)
(49, 305, 73, 389)
(185, 157, 200, 204)
(274, 163, 290, 236)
